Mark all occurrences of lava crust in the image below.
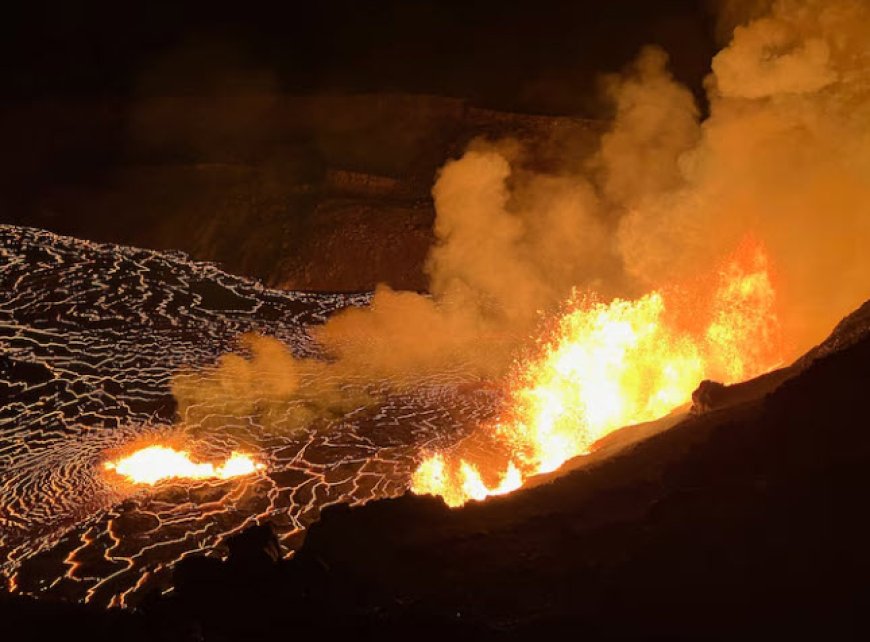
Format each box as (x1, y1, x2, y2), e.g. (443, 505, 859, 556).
(0, 225, 497, 606)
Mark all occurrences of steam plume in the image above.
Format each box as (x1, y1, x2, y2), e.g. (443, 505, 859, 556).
(618, 0, 870, 351)
(175, 0, 870, 434)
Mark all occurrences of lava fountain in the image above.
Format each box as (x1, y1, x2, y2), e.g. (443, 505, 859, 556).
(413, 238, 783, 506)
(103, 446, 264, 486)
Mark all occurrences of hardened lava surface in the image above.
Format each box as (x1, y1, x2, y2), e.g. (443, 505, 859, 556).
(0, 225, 499, 607)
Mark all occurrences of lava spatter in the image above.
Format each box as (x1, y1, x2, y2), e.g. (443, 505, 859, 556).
(103, 446, 264, 485)
(413, 239, 783, 506)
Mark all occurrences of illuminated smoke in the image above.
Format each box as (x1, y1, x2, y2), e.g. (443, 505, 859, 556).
(617, 0, 870, 352)
(170, 0, 870, 500)
(413, 238, 784, 505)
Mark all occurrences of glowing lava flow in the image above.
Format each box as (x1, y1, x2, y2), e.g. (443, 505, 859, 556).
(103, 446, 264, 485)
(412, 240, 782, 507)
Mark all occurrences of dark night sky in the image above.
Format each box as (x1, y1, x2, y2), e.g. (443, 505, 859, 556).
(6, 0, 718, 114)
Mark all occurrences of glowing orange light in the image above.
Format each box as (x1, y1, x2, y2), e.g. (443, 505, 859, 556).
(412, 239, 782, 507)
(103, 446, 264, 485)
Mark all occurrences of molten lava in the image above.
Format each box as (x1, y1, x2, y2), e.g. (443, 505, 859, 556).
(103, 446, 264, 486)
(413, 239, 782, 506)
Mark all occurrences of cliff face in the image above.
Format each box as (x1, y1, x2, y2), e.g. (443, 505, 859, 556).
(0, 94, 602, 291)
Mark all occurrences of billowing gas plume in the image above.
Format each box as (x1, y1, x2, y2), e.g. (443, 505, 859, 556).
(617, 0, 870, 354)
(173, 0, 870, 487)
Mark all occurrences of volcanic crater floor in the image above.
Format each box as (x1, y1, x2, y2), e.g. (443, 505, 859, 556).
(0, 225, 499, 606)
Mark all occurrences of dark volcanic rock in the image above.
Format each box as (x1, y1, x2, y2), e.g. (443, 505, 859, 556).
(796, 298, 870, 367)
(690, 378, 728, 413)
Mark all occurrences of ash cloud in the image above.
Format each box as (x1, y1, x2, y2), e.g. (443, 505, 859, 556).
(176, 0, 870, 428)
